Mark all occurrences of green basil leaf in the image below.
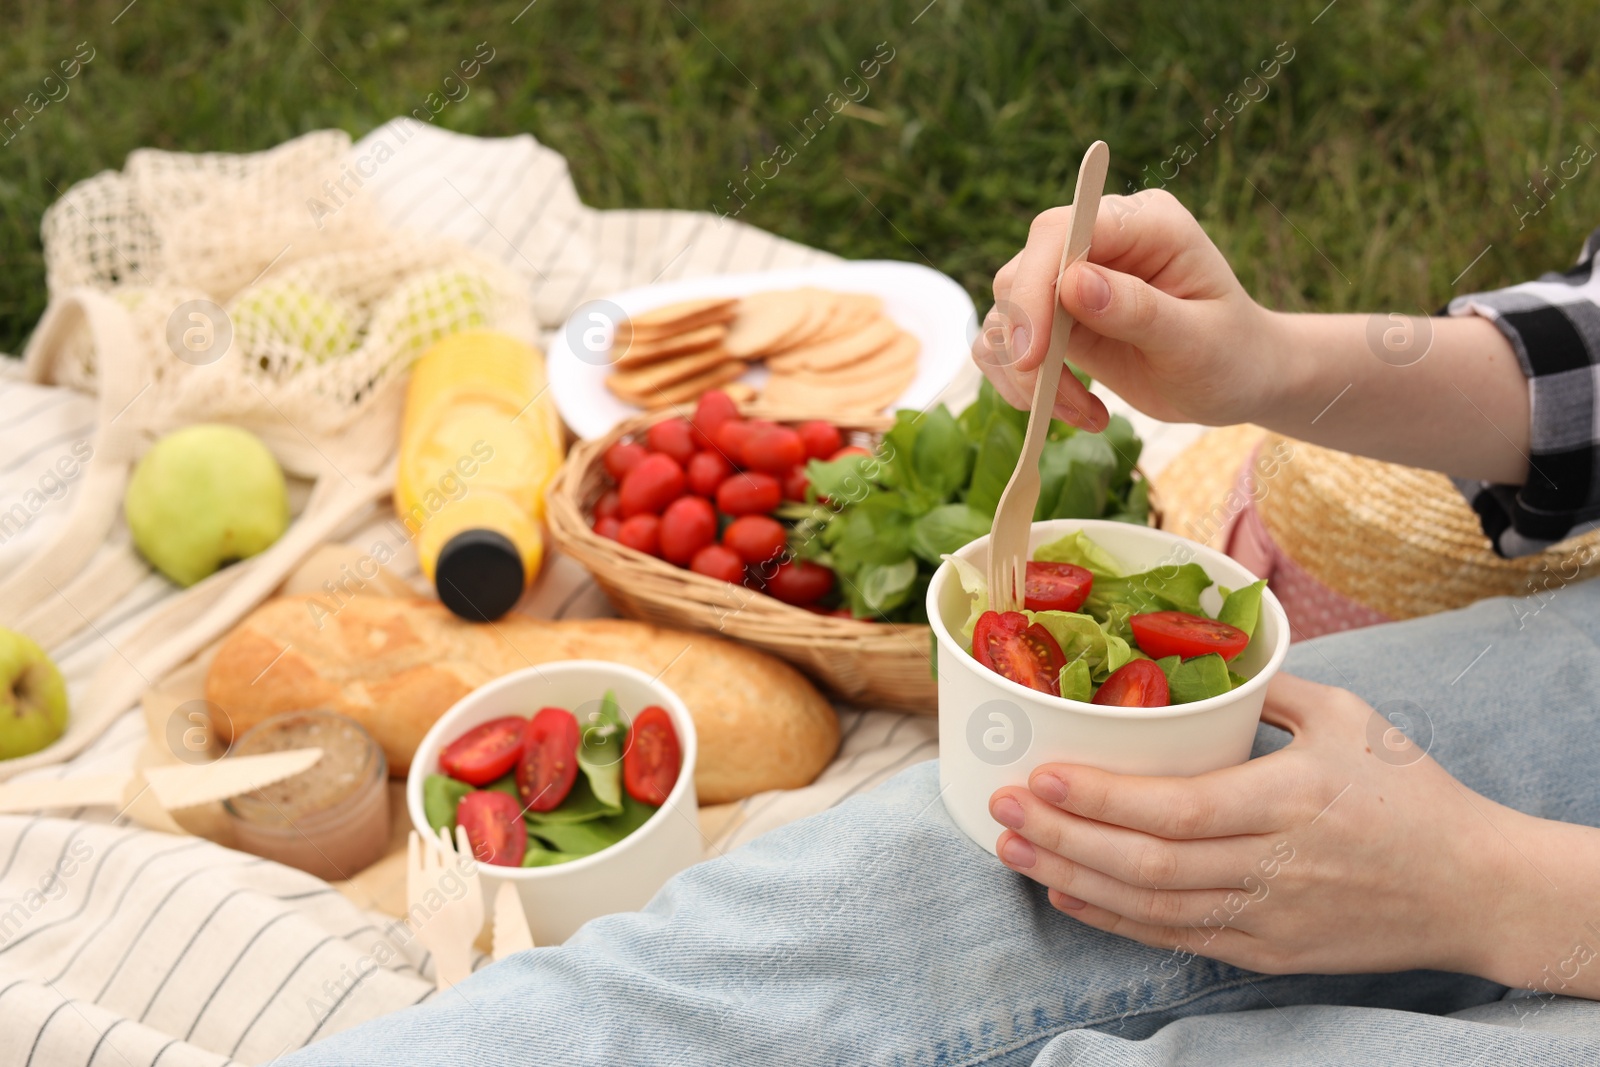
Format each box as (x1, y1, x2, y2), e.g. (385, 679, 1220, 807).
(1106, 479, 1151, 525)
(523, 773, 618, 824)
(910, 503, 991, 564)
(831, 494, 914, 566)
(1037, 433, 1117, 520)
(1058, 658, 1094, 703)
(1102, 413, 1143, 485)
(575, 690, 626, 812)
(423, 774, 473, 833)
(859, 557, 919, 614)
(1218, 579, 1267, 639)
(521, 842, 582, 867)
(484, 772, 521, 803)
(911, 405, 971, 499)
(527, 792, 660, 857)
(963, 412, 1023, 517)
(805, 452, 880, 505)
(1160, 653, 1233, 704)
(959, 377, 1027, 442)
(1086, 562, 1213, 619)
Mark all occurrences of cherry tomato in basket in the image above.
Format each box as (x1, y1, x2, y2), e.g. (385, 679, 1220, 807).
(690, 543, 745, 583)
(646, 418, 698, 466)
(797, 420, 843, 460)
(594, 489, 622, 521)
(594, 515, 622, 541)
(765, 559, 835, 605)
(616, 514, 661, 556)
(517, 706, 581, 812)
(1023, 561, 1094, 613)
(711, 418, 756, 466)
(692, 390, 739, 447)
(830, 445, 872, 461)
(619, 453, 686, 517)
(455, 790, 528, 867)
(604, 440, 649, 482)
(716, 472, 782, 516)
(744, 425, 806, 474)
(659, 495, 718, 564)
(782, 466, 810, 502)
(686, 450, 733, 497)
(1091, 659, 1170, 707)
(439, 715, 527, 785)
(972, 610, 1067, 697)
(624, 705, 682, 806)
(1130, 611, 1250, 662)
(723, 514, 787, 565)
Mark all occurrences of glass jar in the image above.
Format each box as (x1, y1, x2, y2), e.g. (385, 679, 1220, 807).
(223, 710, 389, 881)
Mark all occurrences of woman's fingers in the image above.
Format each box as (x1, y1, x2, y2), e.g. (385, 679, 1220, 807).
(995, 830, 1253, 931)
(1044, 888, 1257, 967)
(990, 788, 1276, 891)
(1025, 758, 1294, 840)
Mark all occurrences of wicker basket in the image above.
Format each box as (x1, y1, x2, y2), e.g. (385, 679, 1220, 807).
(547, 404, 1156, 713)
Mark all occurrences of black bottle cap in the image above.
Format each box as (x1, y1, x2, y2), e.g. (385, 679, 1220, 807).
(434, 528, 525, 622)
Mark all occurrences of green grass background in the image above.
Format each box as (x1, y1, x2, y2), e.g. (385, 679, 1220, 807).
(0, 0, 1595, 354)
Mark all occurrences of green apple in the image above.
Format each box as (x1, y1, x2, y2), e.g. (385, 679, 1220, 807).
(394, 269, 492, 352)
(0, 628, 68, 760)
(232, 281, 360, 363)
(125, 425, 291, 587)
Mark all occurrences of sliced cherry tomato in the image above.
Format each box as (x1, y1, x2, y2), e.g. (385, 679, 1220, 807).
(517, 706, 580, 812)
(711, 418, 758, 467)
(646, 418, 698, 466)
(659, 495, 717, 564)
(623, 705, 682, 806)
(618, 453, 686, 517)
(1130, 611, 1250, 661)
(1091, 659, 1171, 707)
(603, 440, 649, 482)
(439, 715, 527, 785)
(765, 559, 835, 604)
(692, 390, 740, 448)
(744, 426, 806, 473)
(782, 466, 810, 502)
(455, 790, 528, 867)
(690, 543, 746, 583)
(686, 450, 733, 497)
(1023, 561, 1094, 613)
(594, 515, 622, 541)
(716, 471, 782, 515)
(723, 514, 787, 564)
(972, 610, 1067, 696)
(797, 420, 843, 460)
(594, 489, 622, 521)
(616, 514, 661, 556)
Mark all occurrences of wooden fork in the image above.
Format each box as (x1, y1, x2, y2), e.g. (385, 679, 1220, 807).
(987, 140, 1111, 612)
(407, 826, 485, 990)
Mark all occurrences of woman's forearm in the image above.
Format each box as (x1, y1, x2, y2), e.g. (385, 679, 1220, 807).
(1479, 814, 1600, 1000)
(1260, 311, 1531, 485)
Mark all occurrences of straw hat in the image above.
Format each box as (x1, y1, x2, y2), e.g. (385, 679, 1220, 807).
(1154, 426, 1600, 621)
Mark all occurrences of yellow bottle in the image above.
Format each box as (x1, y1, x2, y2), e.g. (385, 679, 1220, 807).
(396, 330, 565, 621)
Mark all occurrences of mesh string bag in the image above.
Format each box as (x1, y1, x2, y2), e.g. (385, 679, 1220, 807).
(0, 129, 536, 780)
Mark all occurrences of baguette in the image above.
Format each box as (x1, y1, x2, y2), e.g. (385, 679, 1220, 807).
(204, 596, 839, 804)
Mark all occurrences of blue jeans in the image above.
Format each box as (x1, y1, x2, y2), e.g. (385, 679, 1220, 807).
(282, 585, 1600, 1065)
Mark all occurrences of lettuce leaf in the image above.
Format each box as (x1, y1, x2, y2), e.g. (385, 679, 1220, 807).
(1058, 658, 1093, 703)
(1025, 609, 1132, 681)
(1032, 529, 1126, 577)
(942, 552, 989, 642)
(423, 774, 472, 833)
(575, 691, 627, 812)
(1085, 562, 1213, 619)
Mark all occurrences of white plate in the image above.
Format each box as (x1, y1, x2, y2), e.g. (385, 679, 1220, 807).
(546, 260, 979, 439)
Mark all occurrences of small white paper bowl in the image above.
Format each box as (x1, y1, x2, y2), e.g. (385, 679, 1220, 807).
(928, 519, 1290, 854)
(405, 660, 701, 945)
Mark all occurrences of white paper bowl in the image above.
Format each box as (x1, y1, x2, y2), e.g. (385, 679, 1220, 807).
(928, 519, 1290, 854)
(405, 661, 701, 945)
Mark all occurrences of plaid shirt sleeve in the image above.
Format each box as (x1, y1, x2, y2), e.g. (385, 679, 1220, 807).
(1445, 226, 1600, 558)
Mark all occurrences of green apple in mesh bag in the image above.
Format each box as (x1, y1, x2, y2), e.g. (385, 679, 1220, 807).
(231, 281, 360, 363)
(0, 628, 69, 759)
(125, 424, 291, 587)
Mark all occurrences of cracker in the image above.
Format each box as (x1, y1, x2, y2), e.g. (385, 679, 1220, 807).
(612, 323, 727, 367)
(614, 360, 748, 408)
(767, 315, 899, 373)
(723, 290, 816, 359)
(620, 297, 738, 336)
(607, 346, 732, 394)
(764, 288, 839, 353)
(788, 293, 882, 348)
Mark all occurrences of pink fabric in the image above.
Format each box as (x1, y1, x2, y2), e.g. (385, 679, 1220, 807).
(1218, 444, 1392, 641)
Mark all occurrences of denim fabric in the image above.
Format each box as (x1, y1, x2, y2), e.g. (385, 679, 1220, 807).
(282, 584, 1600, 1066)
